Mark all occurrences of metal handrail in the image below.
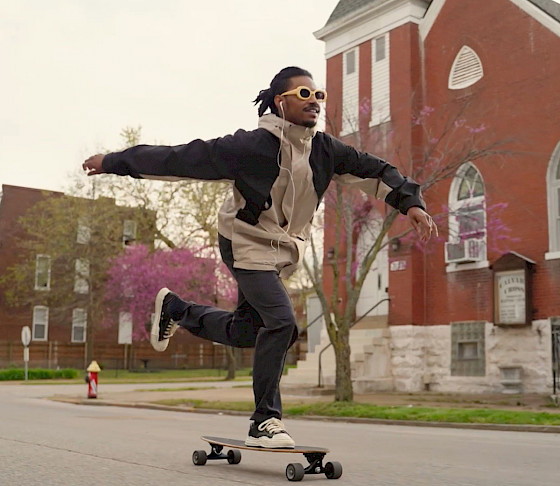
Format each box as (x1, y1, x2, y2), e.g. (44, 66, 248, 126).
(302, 312, 324, 332)
(317, 298, 390, 388)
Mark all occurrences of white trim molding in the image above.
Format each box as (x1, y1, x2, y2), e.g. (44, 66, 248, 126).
(419, 0, 445, 41)
(446, 260, 490, 273)
(547, 141, 560, 253)
(315, 0, 430, 59)
(509, 0, 560, 39)
(32, 305, 49, 342)
(421, 0, 560, 41)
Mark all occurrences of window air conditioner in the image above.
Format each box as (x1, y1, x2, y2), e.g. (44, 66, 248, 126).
(445, 238, 486, 264)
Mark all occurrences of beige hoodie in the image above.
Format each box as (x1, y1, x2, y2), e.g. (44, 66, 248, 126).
(218, 114, 318, 278)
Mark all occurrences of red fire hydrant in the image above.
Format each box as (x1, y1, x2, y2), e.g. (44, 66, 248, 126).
(86, 360, 101, 399)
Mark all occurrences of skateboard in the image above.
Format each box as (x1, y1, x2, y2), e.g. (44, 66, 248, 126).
(192, 436, 343, 482)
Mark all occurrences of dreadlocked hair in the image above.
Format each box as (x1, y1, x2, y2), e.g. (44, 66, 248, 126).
(253, 66, 313, 117)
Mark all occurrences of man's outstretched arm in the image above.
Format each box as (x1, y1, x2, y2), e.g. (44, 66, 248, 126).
(82, 128, 270, 181)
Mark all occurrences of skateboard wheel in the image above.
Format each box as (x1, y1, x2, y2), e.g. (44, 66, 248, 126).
(227, 449, 242, 464)
(192, 450, 208, 466)
(324, 461, 343, 479)
(286, 462, 305, 482)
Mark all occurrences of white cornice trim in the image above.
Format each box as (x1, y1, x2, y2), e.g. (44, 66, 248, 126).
(418, 0, 446, 41)
(314, 0, 429, 59)
(509, 0, 560, 39)
(420, 0, 560, 41)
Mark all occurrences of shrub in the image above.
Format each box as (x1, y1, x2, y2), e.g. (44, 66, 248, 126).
(54, 368, 79, 379)
(0, 368, 79, 380)
(0, 368, 25, 380)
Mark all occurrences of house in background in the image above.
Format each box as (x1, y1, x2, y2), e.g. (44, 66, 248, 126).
(285, 0, 560, 394)
(0, 185, 216, 370)
(0, 184, 307, 372)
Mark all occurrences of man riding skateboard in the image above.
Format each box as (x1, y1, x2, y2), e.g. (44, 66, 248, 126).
(83, 66, 437, 448)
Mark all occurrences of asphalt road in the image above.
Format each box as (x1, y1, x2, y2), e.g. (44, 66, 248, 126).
(1, 383, 559, 485)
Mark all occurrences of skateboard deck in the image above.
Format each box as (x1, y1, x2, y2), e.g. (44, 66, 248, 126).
(201, 436, 329, 453)
(193, 436, 342, 481)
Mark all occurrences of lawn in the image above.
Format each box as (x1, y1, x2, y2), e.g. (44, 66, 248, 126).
(0, 367, 253, 384)
(151, 399, 560, 426)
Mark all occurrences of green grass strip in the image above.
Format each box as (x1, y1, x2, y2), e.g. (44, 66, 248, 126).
(284, 402, 560, 425)
(152, 399, 560, 426)
(134, 386, 217, 392)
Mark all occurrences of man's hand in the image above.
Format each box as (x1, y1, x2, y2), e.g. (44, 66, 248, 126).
(407, 207, 438, 242)
(82, 154, 106, 176)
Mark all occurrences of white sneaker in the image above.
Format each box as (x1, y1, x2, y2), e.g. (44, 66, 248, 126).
(150, 288, 179, 352)
(245, 418, 295, 449)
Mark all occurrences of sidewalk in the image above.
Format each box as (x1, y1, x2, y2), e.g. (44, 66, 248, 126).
(49, 380, 560, 433)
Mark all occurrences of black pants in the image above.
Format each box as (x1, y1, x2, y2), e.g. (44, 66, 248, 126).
(175, 235, 298, 423)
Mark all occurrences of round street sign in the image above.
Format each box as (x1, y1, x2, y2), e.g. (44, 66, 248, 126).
(21, 326, 31, 347)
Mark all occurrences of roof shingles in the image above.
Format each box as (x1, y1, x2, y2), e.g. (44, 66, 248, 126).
(326, 0, 379, 25)
(324, 0, 560, 26)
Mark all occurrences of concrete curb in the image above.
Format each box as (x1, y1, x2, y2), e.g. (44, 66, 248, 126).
(50, 397, 560, 434)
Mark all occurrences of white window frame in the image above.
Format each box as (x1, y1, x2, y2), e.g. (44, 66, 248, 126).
(345, 49, 356, 75)
(546, 141, 560, 260)
(32, 305, 49, 341)
(74, 258, 90, 294)
(370, 33, 391, 127)
(341, 47, 360, 136)
(34, 254, 51, 291)
(76, 218, 91, 244)
(123, 219, 137, 247)
(446, 163, 488, 271)
(71, 308, 87, 343)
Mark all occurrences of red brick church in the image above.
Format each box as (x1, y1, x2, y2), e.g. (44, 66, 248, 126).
(285, 0, 560, 394)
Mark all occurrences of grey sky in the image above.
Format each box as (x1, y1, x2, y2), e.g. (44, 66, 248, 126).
(0, 0, 339, 192)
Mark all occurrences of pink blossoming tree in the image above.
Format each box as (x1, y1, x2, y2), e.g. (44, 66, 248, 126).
(104, 245, 235, 342)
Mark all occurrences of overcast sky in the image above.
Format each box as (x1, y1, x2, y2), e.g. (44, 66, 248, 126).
(0, 0, 340, 193)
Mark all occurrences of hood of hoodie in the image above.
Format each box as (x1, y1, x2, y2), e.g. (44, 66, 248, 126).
(258, 114, 317, 148)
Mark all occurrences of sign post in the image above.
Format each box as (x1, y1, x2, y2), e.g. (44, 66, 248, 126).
(118, 312, 133, 370)
(21, 326, 31, 381)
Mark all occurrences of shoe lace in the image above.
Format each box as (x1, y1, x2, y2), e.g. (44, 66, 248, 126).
(163, 322, 179, 339)
(258, 418, 287, 434)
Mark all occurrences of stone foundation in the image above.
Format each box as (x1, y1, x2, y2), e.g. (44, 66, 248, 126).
(354, 320, 554, 394)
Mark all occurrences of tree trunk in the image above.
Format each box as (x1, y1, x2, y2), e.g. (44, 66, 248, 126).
(333, 326, 353, 401)
(224, 346, 236, 381)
